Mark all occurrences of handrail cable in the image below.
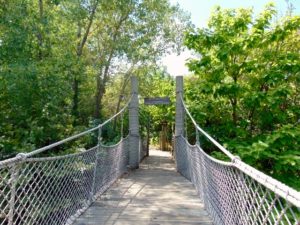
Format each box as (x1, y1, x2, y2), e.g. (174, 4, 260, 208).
(0, 95, 133, 167)
(179, 94, 300, 208)
(180, 94, 235, 159)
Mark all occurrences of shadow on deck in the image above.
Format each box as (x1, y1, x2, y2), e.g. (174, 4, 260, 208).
(74, 149, 213, 225)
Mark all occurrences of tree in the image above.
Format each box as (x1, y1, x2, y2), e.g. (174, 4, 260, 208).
(0, 0, 191, 159)
(0, 0, 99, 157)
(72, 0, 100, 119)
(184, 4, 300, 190)
(102, 67, 175, 146)
(90, 0, 191, 119)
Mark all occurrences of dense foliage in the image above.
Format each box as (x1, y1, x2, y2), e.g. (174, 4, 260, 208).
(1, 0, 299, 192)
(0, 0, 191, 159)
(184, 4, 300, 190)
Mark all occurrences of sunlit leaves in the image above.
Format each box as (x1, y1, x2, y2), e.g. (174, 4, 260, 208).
(184, 4, 300, 190)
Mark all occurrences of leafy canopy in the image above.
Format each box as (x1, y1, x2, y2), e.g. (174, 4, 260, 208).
(184, 3, 300, 190)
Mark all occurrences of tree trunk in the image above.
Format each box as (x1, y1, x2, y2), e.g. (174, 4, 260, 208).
(113, 75, 131, 130)
(233, 99, 237, 125)
(94, 73, 103, 119)
(93, 10, 129, 120)
(248, 106, 256, 135)
(232, 75, 238, 127)
(94, 50, 114, 119)
(72, 78, 79, 119)
(37, 0, 43, 59)
(72, 0, 99, 119)
(116, 75, 131, 112)
(94, 72, 109, 119)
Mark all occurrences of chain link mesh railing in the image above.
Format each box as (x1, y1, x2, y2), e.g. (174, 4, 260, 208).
(0, 98, 133, 225)
(175, 95, 300, 225)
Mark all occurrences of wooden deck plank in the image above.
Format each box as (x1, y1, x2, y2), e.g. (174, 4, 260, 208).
(73, 149, 213, 225)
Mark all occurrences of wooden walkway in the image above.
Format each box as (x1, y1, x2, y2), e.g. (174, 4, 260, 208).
(73, 149, 213, 225)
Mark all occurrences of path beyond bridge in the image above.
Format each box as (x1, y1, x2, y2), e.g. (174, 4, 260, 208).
(74, 149, 212, 225)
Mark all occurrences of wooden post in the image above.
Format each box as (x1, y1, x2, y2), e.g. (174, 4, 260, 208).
(129, 76, 139, 168)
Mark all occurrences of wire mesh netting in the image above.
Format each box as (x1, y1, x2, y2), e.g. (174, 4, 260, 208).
(175, 135, 300, 225)
(175, 92, 300, 225)
(0, 137, 129, 225)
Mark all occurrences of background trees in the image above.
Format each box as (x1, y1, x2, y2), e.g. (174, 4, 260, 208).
(0, 0, 191, 158)
(184, 3, 300, 190)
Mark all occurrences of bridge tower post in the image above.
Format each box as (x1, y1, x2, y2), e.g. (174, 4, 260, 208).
(129, 76, 140, 169)
(175, 76, 184, 137)
(175, 76, 189, 176)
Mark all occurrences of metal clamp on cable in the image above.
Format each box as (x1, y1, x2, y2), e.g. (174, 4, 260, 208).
(231, 155, 241, 163)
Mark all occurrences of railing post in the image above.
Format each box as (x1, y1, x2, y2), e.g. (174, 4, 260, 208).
(129, 76, 139, 169)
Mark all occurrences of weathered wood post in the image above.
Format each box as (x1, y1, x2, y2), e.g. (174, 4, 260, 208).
(175, 76, 187, 174)
(129, 76, 140, 169)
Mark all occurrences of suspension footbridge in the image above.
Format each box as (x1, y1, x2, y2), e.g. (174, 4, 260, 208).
(74, 149, 212, 225)
(0, 77, 299, 225)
